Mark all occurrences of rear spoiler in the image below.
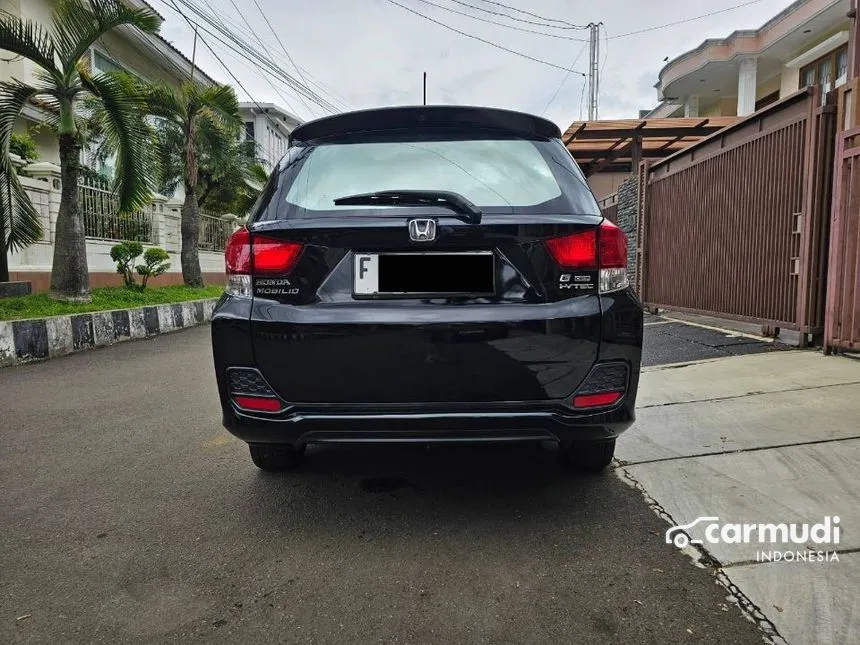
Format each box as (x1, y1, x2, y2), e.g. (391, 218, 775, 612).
(289, 105, 561, 145)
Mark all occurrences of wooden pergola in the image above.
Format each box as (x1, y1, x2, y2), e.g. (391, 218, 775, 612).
(562, 117, 738, 176)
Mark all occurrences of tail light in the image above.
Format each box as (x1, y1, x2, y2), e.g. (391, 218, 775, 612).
(545, 220, 629, 293)
(225, 227, 304, 297)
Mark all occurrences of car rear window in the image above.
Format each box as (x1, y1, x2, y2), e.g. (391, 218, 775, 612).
(255, 132, 600, 220)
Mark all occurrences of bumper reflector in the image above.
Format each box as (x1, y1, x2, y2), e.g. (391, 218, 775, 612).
(573, 392, 622, 409)
(233, 395, 283, 412)
(572, 363, 628, 409)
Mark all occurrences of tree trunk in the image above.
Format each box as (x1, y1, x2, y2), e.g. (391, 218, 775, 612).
(1, 178, 10, 282)
(181, 185, 203, 287)
(181, 118, 203, 287)
(0, 236, 9, 283)
(50, 134, 90, 301)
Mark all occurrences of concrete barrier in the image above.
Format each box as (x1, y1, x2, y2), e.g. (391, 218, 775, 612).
(0, 298, 219, 367)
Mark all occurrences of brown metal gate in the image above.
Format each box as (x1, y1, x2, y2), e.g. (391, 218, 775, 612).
(825, 124, 860, 352)
(638, 88, 835, 340)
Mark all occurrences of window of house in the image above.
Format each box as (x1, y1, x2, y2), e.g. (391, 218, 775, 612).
(92, 50, 124, 75)
(245, 121, 255, 141)
(799, 44, 849, 101)
(836, 49, 849, 87)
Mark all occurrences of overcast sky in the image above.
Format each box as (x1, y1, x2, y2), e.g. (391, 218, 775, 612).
(149, 0, 793, 130)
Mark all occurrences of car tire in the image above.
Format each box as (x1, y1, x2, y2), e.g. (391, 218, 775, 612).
(563, 439, 616, 473)
(249, 443, 304, 471)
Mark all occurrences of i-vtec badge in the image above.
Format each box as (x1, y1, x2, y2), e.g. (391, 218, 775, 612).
(408, 219, 437, 242)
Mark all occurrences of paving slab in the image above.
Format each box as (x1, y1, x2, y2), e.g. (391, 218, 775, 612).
(619, 383, 860, 464)
(639, 351, 860, 407)
(725, 553, 860, 645)
(625, 439, 860, 564)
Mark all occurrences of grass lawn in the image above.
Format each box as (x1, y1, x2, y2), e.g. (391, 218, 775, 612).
(0, 284, 224, 321)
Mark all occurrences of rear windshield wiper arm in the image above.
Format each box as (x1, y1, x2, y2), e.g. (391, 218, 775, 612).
(333, 190, 482, 225)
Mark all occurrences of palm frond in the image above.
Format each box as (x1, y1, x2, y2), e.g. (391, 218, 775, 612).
(150, 118, 184, 196)
(196, 108, 235, 149)
(79, 69, 156, 213)
(141, 82, 187, 125)
(0, 14, 60, 82)
(0, 81, 45, 249)
(52, 0, 159, 79)
(194, 83, 241, 134)
(249, 163, 269, 185)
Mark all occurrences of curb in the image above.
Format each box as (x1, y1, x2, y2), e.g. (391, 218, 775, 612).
(0, 298, 219, 367)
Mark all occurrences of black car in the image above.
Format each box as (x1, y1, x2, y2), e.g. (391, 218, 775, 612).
(211, 106, 643, 473)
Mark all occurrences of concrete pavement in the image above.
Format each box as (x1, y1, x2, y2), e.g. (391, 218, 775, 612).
(0, 325, 768, 644)
(618, 351, 860, 645)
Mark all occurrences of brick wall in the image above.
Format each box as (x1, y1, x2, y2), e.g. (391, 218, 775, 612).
(614, 176, 639, 287)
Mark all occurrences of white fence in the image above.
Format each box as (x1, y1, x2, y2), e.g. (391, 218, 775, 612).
(199, 211, 234, 251)
(8, 160, 232, 277)
(79, 175, 155, 244)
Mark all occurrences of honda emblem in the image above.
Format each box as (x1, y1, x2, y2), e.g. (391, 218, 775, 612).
(408, 219, 437, 242)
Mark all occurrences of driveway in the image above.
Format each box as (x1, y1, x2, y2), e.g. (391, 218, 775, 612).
(0, 323, 772, 644)
(619, 350, 860, 644)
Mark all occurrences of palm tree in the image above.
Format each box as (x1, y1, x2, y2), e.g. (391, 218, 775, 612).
(143, 82, 240, 287)
(154, 121, 265, 216)
(0, 0, 159, 300)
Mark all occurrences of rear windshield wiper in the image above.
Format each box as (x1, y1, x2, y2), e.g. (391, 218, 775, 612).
(333, 190, 482, 225)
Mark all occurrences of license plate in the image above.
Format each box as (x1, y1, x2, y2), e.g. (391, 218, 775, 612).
(354, 252, 495, 296)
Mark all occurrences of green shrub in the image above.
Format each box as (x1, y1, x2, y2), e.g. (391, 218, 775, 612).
(136, 247, 170, 290)
(10, 132, 38, 162)
(110, 241, 144, 287)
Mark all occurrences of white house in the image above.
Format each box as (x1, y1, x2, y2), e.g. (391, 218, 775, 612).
(647, 0, 853, 118)
(1, 0, 216, 164)
(238, 102, 302, 170)
(0, 0, 230, 291)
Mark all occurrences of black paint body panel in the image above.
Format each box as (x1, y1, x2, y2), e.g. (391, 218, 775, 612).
(211, 289, 642, 445)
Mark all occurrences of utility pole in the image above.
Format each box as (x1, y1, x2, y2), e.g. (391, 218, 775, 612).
(587, 22, 602, 121)
(423, 71, 427, 105)
(190, 24, 198, 82)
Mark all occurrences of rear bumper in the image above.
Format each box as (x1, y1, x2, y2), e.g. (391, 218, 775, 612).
(221, 401, 635, 445)
(211, 289, 643, 445)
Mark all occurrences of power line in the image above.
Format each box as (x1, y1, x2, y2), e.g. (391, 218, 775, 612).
(598, 23, 609, 113)
(467, 0, 589, 28)
(292, 65, 354, 113)
(162, 0, 341, 113)
(384, 0, 587, 75)
(181, 0, 337, 113)
(220, 0, 312, 117)
(611, 0, 766, 39)
(248, 0, 317, 114)
(541, 42, 588, 116)
(446, 0, 590, 30)
(191, 1, 352, 113)
(202, 0, 303, 116)
(578, 76, 587, 120)
(162, 0, 338, 113)
(165, 0, 298, 135)
(411, 0, 589, 41)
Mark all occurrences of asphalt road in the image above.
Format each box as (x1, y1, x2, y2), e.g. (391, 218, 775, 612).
(642, 316, 788, 367)
(1, 325, 770, 644)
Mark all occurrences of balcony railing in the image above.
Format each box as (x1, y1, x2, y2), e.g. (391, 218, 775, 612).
(79, 176, 153, 243)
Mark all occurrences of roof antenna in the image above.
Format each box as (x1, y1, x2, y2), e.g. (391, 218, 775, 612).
(423, 71, 427, 105)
